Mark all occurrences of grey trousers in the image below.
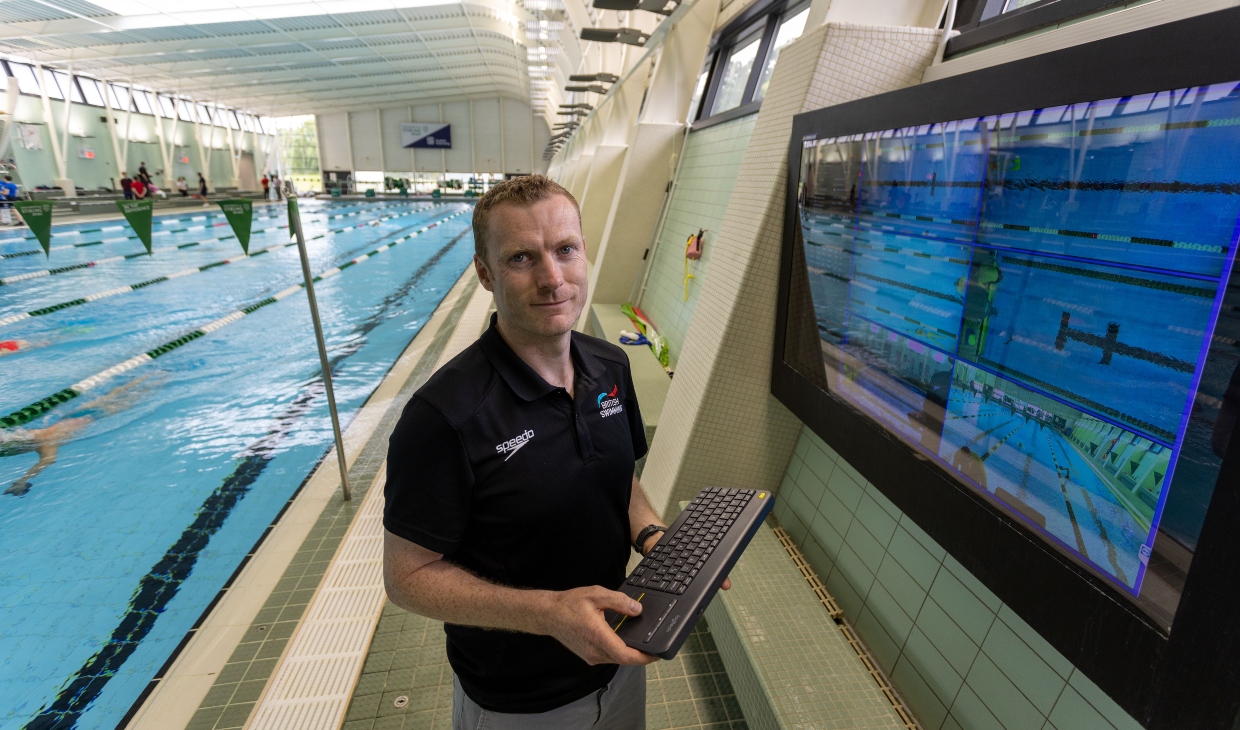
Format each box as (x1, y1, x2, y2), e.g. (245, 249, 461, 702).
(452, 665, 646, 729)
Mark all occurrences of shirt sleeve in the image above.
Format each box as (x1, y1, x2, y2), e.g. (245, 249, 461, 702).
(623, 364, 649, 462)
(384, 396, 475, 555)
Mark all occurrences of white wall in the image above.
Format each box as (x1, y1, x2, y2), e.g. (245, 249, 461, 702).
(314, 96, 547, 176)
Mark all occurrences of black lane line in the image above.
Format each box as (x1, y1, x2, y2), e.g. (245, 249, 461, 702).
(1046, 433, 1090, 557)
(1053, 439, 1129, 585)
(23, 226, 471, 730)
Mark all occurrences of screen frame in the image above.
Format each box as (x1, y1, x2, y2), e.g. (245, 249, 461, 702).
(773, 8, 1240, 728)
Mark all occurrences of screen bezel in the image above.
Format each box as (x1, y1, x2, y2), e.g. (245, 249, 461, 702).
(773, 8, 1240, 728)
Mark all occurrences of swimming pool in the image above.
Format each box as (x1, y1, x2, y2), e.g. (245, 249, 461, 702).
(0, 199, 475, 729)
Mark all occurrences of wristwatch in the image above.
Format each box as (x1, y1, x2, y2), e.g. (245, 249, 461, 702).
(634, 524, 668, 555)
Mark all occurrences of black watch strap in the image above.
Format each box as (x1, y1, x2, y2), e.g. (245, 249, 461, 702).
(634, 524, 667, 554)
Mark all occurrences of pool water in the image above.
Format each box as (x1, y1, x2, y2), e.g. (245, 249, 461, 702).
(0, 200, 475, 729)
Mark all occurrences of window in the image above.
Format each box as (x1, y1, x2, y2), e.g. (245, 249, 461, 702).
(695, 0, 813, 123)
(948, 0, 1133, 57)
(41, 68, 63, 99)
(132, 90, 153, 114)
(79, 77, 105, 107)
(108, 83, 130, 111)
(710, 24, 763, 115)
(240, 114, 253, 132)
(753, 3, 808, 102)
(228, 110, 240, 130)
(175, 98, 192, 120)
(196, 103, 211, 125)
(53, 71, 84, 103)
(210, 106, 226, 126)
(158, 95, 176, 118)
(688, 62, 710, 120)
(10, 63, 39, 95)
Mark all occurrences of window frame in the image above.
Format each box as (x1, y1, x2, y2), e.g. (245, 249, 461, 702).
(693, 0, 809, 128)
(946, 0, 1133, 57)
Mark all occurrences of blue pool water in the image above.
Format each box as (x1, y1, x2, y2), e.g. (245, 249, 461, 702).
(0, 199, 475, 728)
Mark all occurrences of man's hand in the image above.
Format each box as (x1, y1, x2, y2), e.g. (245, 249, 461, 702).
(538, 586, 660, 666)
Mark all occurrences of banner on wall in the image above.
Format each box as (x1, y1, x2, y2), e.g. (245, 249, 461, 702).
(116, 198, 154, 255)
(217, 199, 253, 254)
(13, 200, 54, 256)
(401, 123, 452, 149)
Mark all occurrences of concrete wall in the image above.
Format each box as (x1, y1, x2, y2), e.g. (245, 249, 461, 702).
(314, 97, 549, 176)
(6, 91, 267, 192)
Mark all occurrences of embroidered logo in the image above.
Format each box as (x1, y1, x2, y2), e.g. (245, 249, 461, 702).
(597, 385, 623, 418)
(496, 429, 535, 461)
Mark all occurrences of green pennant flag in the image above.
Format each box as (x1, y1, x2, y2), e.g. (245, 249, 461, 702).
(116, 198, 155, 254)
(288, 196, 301, 239)
(13, 200, 54, 256)
(217, 199, 253, 254)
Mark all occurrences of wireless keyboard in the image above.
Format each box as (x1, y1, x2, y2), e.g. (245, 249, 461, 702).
(607, 487, 773, 659)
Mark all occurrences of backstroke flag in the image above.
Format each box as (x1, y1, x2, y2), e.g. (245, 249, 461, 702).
(116, 198, 154, 255)
(13, 200, 54, 256)
(218, 199, 254, 254)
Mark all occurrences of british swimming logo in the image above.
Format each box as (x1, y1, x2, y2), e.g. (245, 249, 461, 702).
(597, 385, 623, 418)
(496, 429, 534, 461)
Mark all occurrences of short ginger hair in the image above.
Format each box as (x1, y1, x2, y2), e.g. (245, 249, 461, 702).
(471, 174, 581, 261)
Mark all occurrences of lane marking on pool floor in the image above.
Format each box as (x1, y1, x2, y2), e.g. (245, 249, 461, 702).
(0, 208, 471, 429)
(0, 201, 414, 259)
(0, 208, 459, 328)
(0, 205, 439, 286)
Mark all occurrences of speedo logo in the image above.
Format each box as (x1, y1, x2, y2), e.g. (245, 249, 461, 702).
(496, 429, 535, 461)
(597, 384, 623, 418)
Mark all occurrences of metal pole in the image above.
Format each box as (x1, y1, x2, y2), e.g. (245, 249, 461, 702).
(288, 198, 352, 501)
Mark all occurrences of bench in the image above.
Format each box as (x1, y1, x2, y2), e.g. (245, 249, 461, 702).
(694, 510, 910, 729)
(587, 303, 671, 443)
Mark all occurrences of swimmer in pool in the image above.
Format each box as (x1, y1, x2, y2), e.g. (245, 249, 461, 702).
(0, 339, 31, 357)
(3, 377, 153, 496)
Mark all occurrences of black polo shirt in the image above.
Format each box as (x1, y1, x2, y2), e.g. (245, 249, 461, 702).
(383, 315, 648, 713)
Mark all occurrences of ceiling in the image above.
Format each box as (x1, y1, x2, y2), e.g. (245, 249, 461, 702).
(0, 0, 603, 116)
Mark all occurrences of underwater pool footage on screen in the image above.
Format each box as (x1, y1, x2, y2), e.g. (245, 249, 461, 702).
(796, 82, 1240, 597)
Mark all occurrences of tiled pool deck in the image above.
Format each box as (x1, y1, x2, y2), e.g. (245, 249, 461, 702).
(342, 608, 748, 730)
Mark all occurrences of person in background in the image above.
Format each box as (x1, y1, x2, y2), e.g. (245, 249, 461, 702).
(0, 175, 19, 226)
(146, 180, 168, 199)
(0, 338, 31, 356)
(261, 174, 270, 199)
(176, 177, 189, 197)
(197, 172, 209, 207)
(131, 177, 147, 200)
(120, 172, 134, 200)
(138, 162, 151, 185)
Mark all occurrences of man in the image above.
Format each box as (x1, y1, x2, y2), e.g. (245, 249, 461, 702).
(138, 162, 151, 185)
(384, 176, 715, 728)
(120, 172, 134, 200)
(0, 175, 18, 225)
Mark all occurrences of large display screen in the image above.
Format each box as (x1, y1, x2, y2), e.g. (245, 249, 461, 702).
(794, 82, 1240, 612)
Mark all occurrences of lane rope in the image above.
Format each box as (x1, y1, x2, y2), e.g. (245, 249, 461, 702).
(1, 208, 471, 428)
(0, 204, 437, 285)
(0, 207, 456, 328)
(0, 201, 408, 259)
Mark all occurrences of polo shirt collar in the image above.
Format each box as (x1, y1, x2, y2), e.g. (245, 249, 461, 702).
(480, 313, 606, 402)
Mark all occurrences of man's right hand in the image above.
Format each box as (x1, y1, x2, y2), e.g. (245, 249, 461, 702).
(539, 586, 660, 667)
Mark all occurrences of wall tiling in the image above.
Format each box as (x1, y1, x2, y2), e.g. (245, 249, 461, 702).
(774, 427, 1146, 730)
(637, 114, 757, 368)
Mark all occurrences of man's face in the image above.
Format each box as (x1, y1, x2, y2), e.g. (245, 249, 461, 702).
(474, 195, 587, 340)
